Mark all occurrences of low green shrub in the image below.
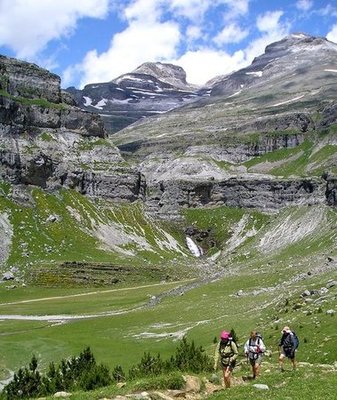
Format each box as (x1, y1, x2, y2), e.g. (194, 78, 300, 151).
(112, 365, 126, 382)
(1, 338, 212, 399)
(2, 347, 111, 399)
(170, 336, 213, 373)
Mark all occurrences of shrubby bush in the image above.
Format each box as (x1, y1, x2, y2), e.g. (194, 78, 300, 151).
(170, 336, 213, 373)
(2, 347, 110, 399)
(129, 336, 213, 379)
(2, 337, 213, 399)
(132, 371, 185, 391)
(3, 355, 41, 399)
(129, 352, 167, 379)
(112, 364, 126, 382)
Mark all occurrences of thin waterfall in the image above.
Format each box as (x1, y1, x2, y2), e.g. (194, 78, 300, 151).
(186, 236, 203, 257)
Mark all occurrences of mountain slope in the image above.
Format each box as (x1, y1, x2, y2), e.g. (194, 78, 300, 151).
(115, 34, 337, 159)
(112, 33, 337, 217)
(66, 62, 207, 133)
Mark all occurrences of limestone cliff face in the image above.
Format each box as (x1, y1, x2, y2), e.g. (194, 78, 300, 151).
(145, 176, 326, 218)
(0, 55, 61, 103)
(0, 55, 144, 201)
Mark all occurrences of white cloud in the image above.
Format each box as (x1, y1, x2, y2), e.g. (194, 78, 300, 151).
(256, 10, 284, 33)
(0, 0, 110, 60)
(327, 25, 337, 44)
(317, 4, 337, 17)
(124, 0, 163, 23)
(213, 23, 249, 45)
(296, 0, 313, 11)
(64, 20, 181, 87)
(168, 0, 212, 21)
(186, 25, 203, 41)
(173, 48, 246, 84)
(220, 0, 249, 20)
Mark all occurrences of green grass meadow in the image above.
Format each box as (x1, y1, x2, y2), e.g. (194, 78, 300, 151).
(0, 185, 337, 399)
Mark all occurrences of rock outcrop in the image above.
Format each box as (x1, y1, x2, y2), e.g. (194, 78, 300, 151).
(145, 176, 326, 218)
(0, 55, 144, 201)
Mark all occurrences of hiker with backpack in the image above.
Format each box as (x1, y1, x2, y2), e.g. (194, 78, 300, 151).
(278, 326, 299, 371)
(244, 330, 266, 379)
(213, 330, 238, 388)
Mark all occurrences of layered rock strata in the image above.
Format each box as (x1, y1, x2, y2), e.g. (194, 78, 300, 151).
(0, 55, 144, 201)
(144, 176, 327, 218)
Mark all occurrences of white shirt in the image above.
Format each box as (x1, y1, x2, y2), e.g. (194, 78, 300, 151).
(244, 337, 266, 357)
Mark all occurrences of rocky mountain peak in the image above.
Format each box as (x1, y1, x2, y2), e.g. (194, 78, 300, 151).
(210, 32, 337, 97)
(264, 32, 336, 55)
(131, 62, 193, 89)
(68, 61, 205, 133)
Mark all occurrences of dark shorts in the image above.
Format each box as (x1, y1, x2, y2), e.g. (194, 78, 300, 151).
(221, 359, 236, 371)
(281, 348, 295, 359)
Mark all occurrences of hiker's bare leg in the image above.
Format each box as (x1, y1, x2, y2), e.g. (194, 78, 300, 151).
(279, 353, 285, 371)
(291, 357, 296, 370)
(253, 363, 261, 378)
(223, 367, 231, 388)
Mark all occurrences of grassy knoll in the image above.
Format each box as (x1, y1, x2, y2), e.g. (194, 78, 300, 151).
(0, 280, 195, 315)
(210, 366, 337, 400)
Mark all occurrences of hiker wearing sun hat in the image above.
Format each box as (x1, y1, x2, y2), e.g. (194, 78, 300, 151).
(278, 326, 299, 372)
(244, 330, 266, 379)
(214, 330, 238, 388)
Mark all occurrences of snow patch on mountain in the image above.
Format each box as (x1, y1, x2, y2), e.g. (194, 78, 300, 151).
(93, 98, 107, 109)
(246, 71, 263, 77)
(83, 96, 92, 106)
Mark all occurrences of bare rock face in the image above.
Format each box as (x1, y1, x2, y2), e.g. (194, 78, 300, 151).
(325, 176, 337, 206)
(145, 176, 326, 218)
(132, 62, 191, 89)
(0, 55, 144, 202)
(0, 55, 61, 103)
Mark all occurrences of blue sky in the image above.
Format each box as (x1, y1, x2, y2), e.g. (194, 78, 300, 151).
(0, 0, 337, 89)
